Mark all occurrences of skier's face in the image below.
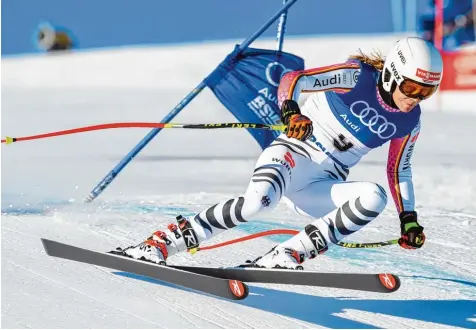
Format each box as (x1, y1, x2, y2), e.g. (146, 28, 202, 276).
(392, 87, 421, 113)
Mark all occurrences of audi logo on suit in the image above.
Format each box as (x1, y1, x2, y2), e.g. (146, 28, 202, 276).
(349, 101, 397, 139)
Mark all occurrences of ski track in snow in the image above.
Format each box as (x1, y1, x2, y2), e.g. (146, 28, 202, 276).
(2, 258, 165, 328)
(3, 40, 476, 328)
(93, 267, 203, 329)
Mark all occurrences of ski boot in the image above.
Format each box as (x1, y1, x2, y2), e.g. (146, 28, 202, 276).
(239, 224, 329, 270)
(111, 215, 200, 265)
(239, 245, 305, 270)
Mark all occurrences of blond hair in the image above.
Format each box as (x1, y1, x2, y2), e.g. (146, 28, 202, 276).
(348, 49, 385, 71)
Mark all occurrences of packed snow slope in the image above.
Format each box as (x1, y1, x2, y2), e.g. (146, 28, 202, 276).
(2, 35, 476, 328)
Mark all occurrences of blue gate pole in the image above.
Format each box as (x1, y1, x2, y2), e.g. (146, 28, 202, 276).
(85, 0, 299, 203)
(276, 0, 289, 52)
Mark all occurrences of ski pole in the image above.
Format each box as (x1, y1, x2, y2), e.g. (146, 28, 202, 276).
(1, 122, 287, 144)
(336, 239, 399, 248)
(191, 229, 399, 253)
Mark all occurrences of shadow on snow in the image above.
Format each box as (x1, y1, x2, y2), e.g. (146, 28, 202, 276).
(115, 272, 476, 329)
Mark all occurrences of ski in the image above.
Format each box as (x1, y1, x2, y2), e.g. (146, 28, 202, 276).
(169, 265, 400, 293)
(40, 239, 248, 300)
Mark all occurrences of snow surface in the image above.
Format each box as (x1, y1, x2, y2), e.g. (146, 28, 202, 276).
(2, 36, 476, 328)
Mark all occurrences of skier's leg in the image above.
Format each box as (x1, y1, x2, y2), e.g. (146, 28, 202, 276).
(253, 180, 387, 268)
(122, 143, 302, 264)
(190, 145, 303, 239)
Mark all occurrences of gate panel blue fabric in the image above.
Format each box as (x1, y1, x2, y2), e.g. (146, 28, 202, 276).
(205, 46, 304, 148)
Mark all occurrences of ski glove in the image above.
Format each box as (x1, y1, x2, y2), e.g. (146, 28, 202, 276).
(281, 100, 313, 141)
(398, 211, 425, 249)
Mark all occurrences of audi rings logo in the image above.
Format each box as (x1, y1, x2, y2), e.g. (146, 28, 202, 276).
(350, 101, 397, 139)
(266, 62, 293, 87)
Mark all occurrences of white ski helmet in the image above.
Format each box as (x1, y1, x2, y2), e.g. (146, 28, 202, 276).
(381, 37, 443, 98)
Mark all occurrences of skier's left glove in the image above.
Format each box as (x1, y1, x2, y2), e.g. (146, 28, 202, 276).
(398, 211, 425, 249)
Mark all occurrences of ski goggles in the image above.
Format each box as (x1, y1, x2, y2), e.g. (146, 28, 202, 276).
(398, 78, 439, 100)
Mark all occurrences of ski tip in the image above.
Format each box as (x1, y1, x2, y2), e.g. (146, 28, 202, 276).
(40, 238, 54, 256)
(378, 273, 401, 292)
(228, 280, 249, 300)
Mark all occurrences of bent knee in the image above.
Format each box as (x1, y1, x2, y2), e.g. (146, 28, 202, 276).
(358, 182, 387, 213)
(240, 190, 280, 218)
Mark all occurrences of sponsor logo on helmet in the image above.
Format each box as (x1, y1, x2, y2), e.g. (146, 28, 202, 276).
(416, 68, 441, 82)
(398, 50, 406, 64)
(390, 62, 402, 82)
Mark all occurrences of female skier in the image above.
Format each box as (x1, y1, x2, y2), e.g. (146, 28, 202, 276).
(120, 37, 443, 269)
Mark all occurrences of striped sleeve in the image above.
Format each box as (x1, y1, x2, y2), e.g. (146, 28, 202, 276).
(277, 61, 360, 108)
(386, 121, 421, 214)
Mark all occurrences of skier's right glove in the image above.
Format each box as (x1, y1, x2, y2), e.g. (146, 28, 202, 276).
(281, 100, 313, 141)
(398, 211, 425, 249)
